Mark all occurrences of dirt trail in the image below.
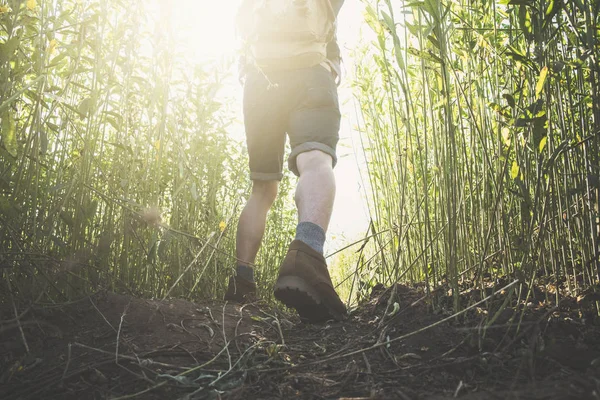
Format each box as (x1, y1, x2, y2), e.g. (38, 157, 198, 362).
(1, 284, 599, 399)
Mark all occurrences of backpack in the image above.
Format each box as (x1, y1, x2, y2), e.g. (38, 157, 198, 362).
(237, 0, 336, 71)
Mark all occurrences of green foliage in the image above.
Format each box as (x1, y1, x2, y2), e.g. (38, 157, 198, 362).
(355, 0, 600, 308)
(0, 0, 295, 302)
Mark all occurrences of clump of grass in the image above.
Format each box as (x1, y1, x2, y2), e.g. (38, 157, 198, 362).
(354, 0, 599, 311)
(0, 0, 296, 304)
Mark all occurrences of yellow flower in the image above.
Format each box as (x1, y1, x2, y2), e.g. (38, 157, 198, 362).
(26, 0, 36, 11)
(219, 221, 226, 232)
(0, 5, 11, 14)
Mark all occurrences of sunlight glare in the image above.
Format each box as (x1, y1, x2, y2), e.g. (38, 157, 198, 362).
(162, 0, 371, 247)
(168, 0, 241, 62)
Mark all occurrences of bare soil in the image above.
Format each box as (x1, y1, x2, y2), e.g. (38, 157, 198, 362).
(2, 282, 600, 399)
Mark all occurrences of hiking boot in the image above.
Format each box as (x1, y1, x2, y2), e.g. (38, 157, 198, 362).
(224, 276, 257, 304)
(274, 240, 347, 322)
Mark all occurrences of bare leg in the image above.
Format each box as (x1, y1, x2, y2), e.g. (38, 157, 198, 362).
(295, 150, 336, 232)
(236, 180, 279, 266)
(273, 150, 346, 321)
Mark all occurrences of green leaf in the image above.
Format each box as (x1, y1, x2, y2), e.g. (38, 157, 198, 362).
(403, 1, 425, 8)
(363, 5, 382, 35)
(422, 0, 439, 21)
(518, 5, 533, 40)
(539, 136, 548, 153)
(47, 51, 69, 68)
(535, 66, 549, 98)
(405, 22, 421, 37)
(489, 102, 503, 113)
(407, 47, 443, 63)
(545, 0, 555, 16)
(77, 97, 93, 118)
(500, 0, 534, 5)
(543, 0, 562, 29)
(427, 34, 440, 49)
(1, 111, 17, 157)
(380, 11, 396, 35)
(503, 93, 516, 108)
(106, 141, 130, 153)
(505, 46, 535, 69)
(0, 37, 20, 64)
(510, 161, 520, 180)
(571, 0, 585, 12)
(105, 117, 120, 131)
(46, 122, 60, 132)
(489, 102, 511, 119)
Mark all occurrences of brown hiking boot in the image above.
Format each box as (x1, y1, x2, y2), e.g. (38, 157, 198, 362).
(274, 240, 347, 322)
(224, 276, 257, 303)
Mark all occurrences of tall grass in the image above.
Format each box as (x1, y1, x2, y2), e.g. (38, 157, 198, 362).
(0, 0, 296, 305)
(3, 0, 598, 313)
(354, 0, 599, 308)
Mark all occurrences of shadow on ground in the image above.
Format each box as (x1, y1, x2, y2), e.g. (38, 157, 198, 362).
(2, 282, 600, 399)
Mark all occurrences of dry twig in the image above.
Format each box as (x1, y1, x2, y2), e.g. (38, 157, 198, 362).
(116, 301, 131, 364)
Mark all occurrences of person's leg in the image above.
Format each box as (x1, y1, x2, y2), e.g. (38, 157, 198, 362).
(295, 150, 335, 230)
(227, 66, 289, 303)
(293, 150, 335, 254)
(225, 180, 278, 302)
(273, 65, 346, 321)
(236, 179, 279, 270)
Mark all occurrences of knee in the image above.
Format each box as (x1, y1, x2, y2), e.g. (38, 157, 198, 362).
(251, 180, 278, 206)
(296, 150, 333, 175)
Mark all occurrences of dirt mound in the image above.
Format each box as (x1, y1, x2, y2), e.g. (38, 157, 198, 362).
(2, 284, 600, 399)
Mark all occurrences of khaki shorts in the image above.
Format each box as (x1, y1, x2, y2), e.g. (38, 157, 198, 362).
(242, 64, 341, 181)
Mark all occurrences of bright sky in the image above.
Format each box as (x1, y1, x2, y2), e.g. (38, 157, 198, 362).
(168, 0, 371, 251)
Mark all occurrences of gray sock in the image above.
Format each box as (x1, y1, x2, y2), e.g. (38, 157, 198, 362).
(295, 221, 326, 254)
(236, 265, 254, 282)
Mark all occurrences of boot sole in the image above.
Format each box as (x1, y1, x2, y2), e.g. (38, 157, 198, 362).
(274, 276, 341, 323)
